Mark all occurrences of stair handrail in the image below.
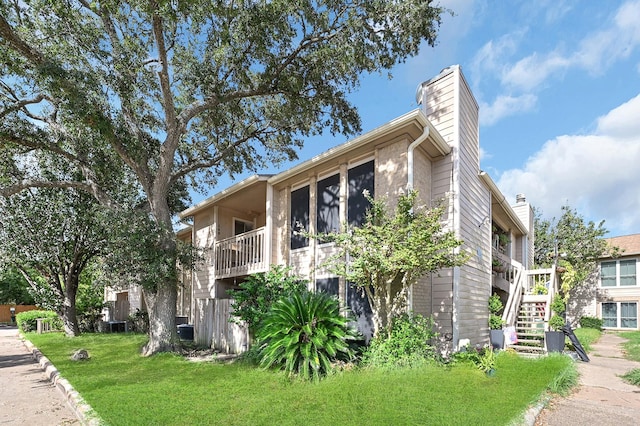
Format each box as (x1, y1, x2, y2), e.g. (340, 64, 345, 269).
(502, 259, 525, 327)
(543, 258, 559, 331)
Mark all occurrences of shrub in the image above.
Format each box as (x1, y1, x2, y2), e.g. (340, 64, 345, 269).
(488, 293, 504, 330)
(257, 291, 357, 381)
(228, 265, 308, 335)
(579, 316, 603, 330)
(549, 315, 566, 331)
(362, 313, 439, 368)
(16, 310, 62, 333)
(450, 344, 495, 373)
(127, 309, 149, 333)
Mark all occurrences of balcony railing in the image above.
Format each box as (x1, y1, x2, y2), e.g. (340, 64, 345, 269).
(214, 227, 268, 279)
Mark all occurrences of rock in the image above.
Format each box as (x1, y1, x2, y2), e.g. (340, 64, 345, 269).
(71, 349, 89, 361)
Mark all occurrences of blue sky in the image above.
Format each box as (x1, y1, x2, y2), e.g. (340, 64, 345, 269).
(194, 0, 640, 238)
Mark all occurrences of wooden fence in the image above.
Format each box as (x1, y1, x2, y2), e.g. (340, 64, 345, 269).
(0, 305, 39, 323)
(194, 299, 248, 354)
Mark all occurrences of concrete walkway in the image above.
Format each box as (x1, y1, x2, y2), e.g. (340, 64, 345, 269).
(0, 325, 80, 425)
(535, 333, 640, 425)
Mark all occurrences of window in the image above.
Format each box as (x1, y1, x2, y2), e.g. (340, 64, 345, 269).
(600, 259, 637, 287)
(348, 160, 375, 227)
(290, 185, 310, 249)
(317, 174, 340, 234)
(602, 302, 638, 329)
(316, 278, 339, 297)
(234, 219, 254, 235)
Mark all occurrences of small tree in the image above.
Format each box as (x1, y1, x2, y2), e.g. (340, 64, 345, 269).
(534, 205, 618, 302)
(317, 191, 469, 337)
(228, 265, 308, 336)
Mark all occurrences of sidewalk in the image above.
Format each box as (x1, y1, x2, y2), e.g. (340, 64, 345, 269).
(0, 325, 80, 425)
(535, 333, 640, 426)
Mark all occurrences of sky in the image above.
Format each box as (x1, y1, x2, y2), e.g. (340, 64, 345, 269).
(193, 0, 640, 238)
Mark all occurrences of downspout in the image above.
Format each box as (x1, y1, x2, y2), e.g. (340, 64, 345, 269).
(406, 126, 430, 191)
(406, 125, 429, 312)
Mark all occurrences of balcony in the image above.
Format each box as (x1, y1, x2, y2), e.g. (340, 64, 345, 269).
(214, 227, 268, 279)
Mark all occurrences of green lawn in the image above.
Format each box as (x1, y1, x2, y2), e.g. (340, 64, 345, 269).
(619, 331, 640, 362)
(26, 333, 574, 426)
(571, 327, 601, 352)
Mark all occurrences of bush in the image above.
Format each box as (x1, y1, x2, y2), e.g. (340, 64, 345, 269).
(228, 265, 308, 334)
(549, 314, 565, 331)
(127, 309, 149, 333)
(257, 291, 358, 381)
(450, 344, 495, 373)
(362, 313, 439, 368)
(16, 310, 62, 333)
(579, 316, 603, 330)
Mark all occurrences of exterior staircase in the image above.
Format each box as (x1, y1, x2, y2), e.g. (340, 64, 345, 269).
(509, 296, 546, 355)
(500, 263, 558, 356)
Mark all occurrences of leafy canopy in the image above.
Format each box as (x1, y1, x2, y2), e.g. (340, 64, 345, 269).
(317, 191, 469, 336)
(534, 205, 618, 301)
(0, 0, 447, 353)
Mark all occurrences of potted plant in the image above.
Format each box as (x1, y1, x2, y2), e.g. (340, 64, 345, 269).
(488, 293, 505, 349)
(545, 296, 566, 352)
(492, 257, 505, 273)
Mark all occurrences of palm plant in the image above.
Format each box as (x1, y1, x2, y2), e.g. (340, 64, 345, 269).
(257, 291, 358, 381)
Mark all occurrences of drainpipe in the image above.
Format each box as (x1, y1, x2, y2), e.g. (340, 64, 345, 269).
(406, 125, 429, 312)
(407, 125, 430, 191)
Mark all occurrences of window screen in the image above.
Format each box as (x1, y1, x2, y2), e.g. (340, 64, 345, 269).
(291, 186, 310, 249)
(620, 260, 636, 286)
(317, 174, 340, 234)
(601, 261, 616, 287)
(348, 160, 375, 227)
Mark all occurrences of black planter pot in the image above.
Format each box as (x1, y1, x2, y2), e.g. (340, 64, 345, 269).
(545, 331, 565, 352)
(490, 329, 504, 350)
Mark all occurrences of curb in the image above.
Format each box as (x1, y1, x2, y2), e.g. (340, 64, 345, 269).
(20, 335, 102, 426)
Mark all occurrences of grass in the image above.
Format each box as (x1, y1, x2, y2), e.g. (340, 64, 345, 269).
(619, 331, 640, 362)
(26, 333, 574, 426)
(570, 327, 601, 352)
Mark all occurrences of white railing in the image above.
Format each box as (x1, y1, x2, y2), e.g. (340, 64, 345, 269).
(503, 259, 525, 327)
(214, 227, 268, 279)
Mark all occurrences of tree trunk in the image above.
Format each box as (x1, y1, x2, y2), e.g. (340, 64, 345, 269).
(142, 283, 178, 356)
(61, 274, 80, 337)
(141, 194, 179, 356)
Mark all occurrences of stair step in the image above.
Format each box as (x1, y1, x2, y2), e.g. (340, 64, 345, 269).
(515, 338, 544, 345)
(508, 344, 546, 353)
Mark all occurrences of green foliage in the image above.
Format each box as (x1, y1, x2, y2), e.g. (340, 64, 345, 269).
(0, 267, 34, 305)
(450, 344, 495, 373)
(534, 205, 616, 301)
(228, 265, 308, 335)
(258, 291, 357, 381)
(362, 313, 439, 368)
(16, 310, 61, 333)
(551, 296, 566, 315)
(315, 191, 469, 336)
(620, 331, 640, 362)
(127, 309, 150, 334)
(0, 0, 446, 353)
(570, 327, 601, 352)
(24, 332, 574, 425)
(76, 265, 107, 333)
(549, 315, 566, 331)
(621, 368, 640, 386)
(488, 293, 504, 330)
(579, 316, 603, 330)
(546, 356, 579, 395)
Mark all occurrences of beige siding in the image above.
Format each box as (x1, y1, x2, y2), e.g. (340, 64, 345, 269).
(193, 210, 216, 299)
(375, 138, 408, 204)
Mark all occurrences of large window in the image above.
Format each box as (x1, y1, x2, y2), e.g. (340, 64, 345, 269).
(290, 185, 310, 250)
(602, 302, 638, 328)
(317, 174, 340, 235)
(600, 259, 637, 287)
(316, 277, 339, 297)
(348, 160, 375, 227)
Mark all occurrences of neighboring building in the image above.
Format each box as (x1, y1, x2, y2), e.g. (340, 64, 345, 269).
(176, 65, 541, 353)
(571, 234, 640, 330)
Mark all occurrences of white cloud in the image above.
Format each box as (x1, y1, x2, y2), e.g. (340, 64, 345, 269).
(497, 93, 640, 236)
(479, 93, 537, 126)
(478, 0, 640, 125)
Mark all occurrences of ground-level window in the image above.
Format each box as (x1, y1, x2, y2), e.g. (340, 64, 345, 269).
(600, 259, 637, 287)
(316, 277, 339, 297)
(291, 185, 310, 250)
(602, 302, 638, 328)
